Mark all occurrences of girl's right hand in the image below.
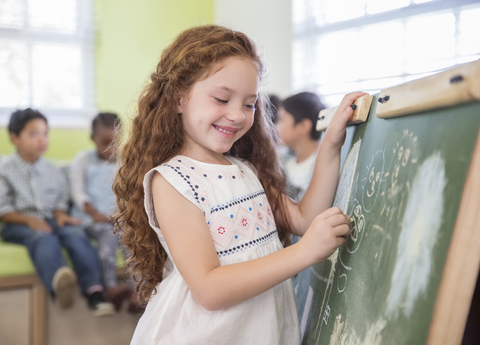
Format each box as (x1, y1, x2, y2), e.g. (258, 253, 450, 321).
(323, 91, 367, 150)
(298, 206, 350, 265)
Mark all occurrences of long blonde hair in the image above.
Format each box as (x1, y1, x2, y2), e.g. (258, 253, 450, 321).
(112, 24, 293, 303)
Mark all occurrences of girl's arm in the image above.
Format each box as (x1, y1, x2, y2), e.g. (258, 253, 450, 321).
(286, 91, 367, 236)
(151, 172, 350, 311)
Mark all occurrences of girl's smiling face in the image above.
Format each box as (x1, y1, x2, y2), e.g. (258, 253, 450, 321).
(178, 57, 259, 164)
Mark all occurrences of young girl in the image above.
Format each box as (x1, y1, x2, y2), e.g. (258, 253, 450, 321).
(113, 24, 365, 344)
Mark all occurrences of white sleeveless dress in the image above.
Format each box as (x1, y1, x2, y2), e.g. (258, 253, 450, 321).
(131, 155, 300, 345)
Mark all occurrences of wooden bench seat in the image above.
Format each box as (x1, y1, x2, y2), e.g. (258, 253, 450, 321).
(0, 239, 126, 345)
(0, 241, 47, 345)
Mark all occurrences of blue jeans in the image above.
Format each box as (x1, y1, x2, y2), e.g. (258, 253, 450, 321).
(1, 219, 103, 296)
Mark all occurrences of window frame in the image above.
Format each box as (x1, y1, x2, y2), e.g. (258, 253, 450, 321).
(292, 0, 480, 106)
(0, 0, 96, 128)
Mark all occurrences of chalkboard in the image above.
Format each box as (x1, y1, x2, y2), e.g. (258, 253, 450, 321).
(294, 96, 480, 345)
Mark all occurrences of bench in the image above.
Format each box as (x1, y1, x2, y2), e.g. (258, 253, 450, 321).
(0, 240, 47, 345)
(0, 238, 127, 345)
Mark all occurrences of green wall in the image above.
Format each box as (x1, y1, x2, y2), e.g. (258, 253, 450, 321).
(0, 0, 214, 160)
(96, 0, 214, 118)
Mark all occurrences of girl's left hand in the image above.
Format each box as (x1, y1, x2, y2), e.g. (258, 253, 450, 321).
(323, 91, 367, 150)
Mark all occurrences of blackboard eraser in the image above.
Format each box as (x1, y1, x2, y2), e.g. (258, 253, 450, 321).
(316, 94, 373, 132)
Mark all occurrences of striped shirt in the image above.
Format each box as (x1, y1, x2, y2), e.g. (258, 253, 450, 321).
(0, 152, 69, 224)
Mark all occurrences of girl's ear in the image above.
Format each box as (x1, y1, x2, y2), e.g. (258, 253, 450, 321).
(177, 92, 187, 114)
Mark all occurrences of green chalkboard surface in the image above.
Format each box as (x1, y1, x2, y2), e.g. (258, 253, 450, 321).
(294, 98, 480, 345)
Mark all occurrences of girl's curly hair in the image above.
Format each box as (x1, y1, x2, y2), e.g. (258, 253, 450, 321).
(112, 24, 293, 303)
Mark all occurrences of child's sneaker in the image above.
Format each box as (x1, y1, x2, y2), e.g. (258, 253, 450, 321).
(52, 266, 77, 309)
(87, 291, 115, 317)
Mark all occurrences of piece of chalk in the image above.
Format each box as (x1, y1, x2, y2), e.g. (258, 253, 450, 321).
(349, 218, 355, 223)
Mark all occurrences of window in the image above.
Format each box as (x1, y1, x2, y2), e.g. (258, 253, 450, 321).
(0, 0, 95, 127)
(292, 0, 480, 106)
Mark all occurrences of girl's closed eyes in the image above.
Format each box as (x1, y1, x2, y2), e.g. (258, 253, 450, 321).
(214, 97, 228, 104)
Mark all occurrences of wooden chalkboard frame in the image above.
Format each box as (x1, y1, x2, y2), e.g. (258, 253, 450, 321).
(427, 128, 480, 344)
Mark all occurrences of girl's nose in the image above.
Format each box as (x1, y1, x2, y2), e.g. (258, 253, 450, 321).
(226, 105, 245, 123)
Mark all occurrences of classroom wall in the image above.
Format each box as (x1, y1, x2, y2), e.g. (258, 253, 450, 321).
(0, 0, 214, 160)
(95, 0, 215, 119)
(215, 0, 292, 98)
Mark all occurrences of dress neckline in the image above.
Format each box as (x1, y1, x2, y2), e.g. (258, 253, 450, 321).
(175, 155, 239, 169)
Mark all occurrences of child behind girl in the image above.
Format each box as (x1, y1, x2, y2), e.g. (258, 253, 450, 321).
(70, 113, 140, 312)
(276, 92, 327, 203)
(113, 24, 365, 344)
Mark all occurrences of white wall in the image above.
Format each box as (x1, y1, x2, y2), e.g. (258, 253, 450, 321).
(215, 0, 292, 98)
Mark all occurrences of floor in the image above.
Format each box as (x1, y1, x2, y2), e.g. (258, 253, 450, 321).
(48, 286, 141, 345)
(0, 287, 30, 345)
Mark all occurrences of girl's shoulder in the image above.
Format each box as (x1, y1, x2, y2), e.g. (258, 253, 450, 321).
(143, 156, 208, 216)
(143, 155, 194, 189)
(225, 156, 258, 177)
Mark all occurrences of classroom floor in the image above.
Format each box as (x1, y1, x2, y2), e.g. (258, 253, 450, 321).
(48, 286, 140, 345)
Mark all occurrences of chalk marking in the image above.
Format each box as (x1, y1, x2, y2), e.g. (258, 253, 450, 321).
(323, 305, 331, 325)
(346, 202, 365, 254)
(300, 285, 314, 339)
(309, 266, 330, 284)
(361, 150, 385, 212)
(339, 254, 352, 271)
(386, 152, 447, 318)
(337, 273, 347, 293)
(397, 199, 403, 221)
(328, 315, 344, 345)
(371, 225, 392, 269)
(315, 251, 338, 345)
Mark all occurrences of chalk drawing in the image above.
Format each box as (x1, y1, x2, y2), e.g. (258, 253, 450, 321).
(362, 318, 387, 345)
(385, 131, 420, 217)
(361, 150, 385, 212)
(315, 250, 339, 344)
(370, 225, 392, 270)
(309, 266, 330, 284)
(328, 315, 387, 345)
(323, 305, 331, 325)
(339, 253, 352, 271)
(386, 152, 447, 318)
(329, 314, 345, 345)
(308, 139, 362, 342)
(346, 200, 366, 254)
(334, 139, 362, 213)
(337, 273, 348, 293)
